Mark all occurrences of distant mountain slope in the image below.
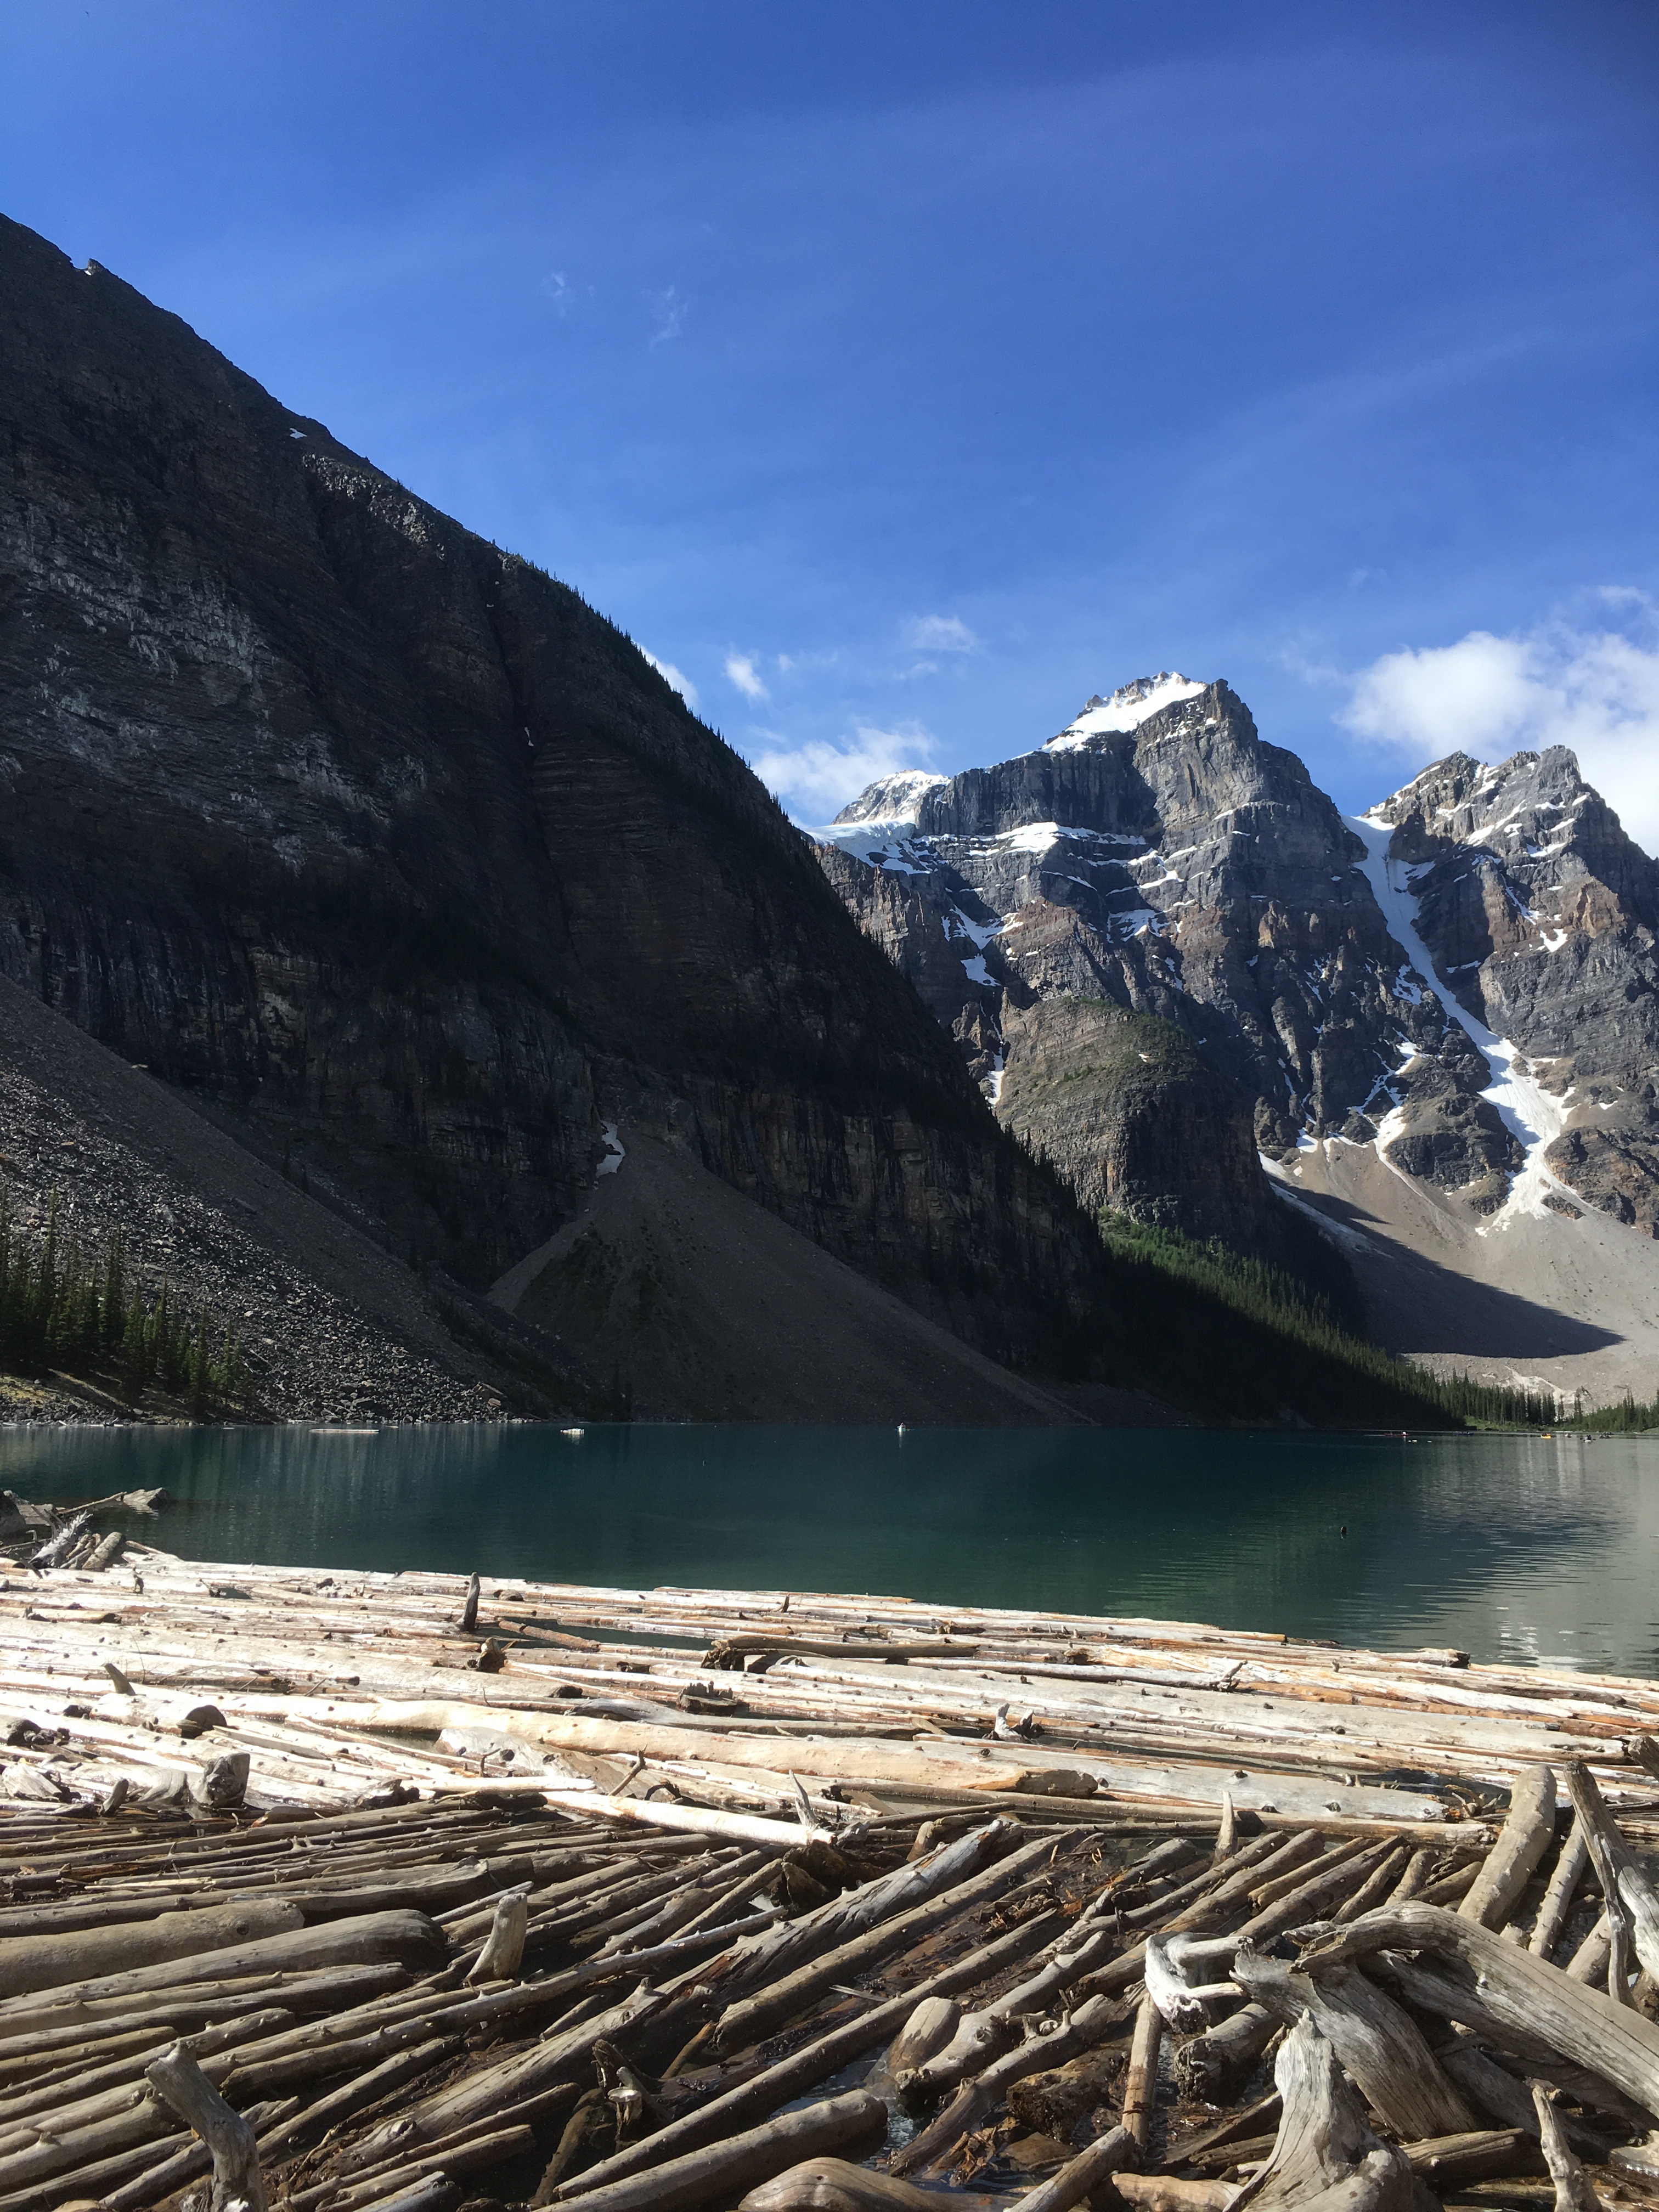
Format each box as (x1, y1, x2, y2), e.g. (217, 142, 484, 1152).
(0, 974, 527, 1422)
(0, 213, 1115, 1403)
(820, 679, 1659, 1403)
(1367, 749, 1658, 1233)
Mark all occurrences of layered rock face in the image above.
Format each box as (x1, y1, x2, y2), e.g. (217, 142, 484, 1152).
(0, 216, 1110, 1372)
(992, 997, 1269, 1246)
(1370, 749, 1659, 1232)
(820, 680, 1658, 1244)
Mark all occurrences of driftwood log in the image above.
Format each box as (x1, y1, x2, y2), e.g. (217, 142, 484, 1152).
(1299, 1903, 1659, 2119)
(1232, 1945, 1475, 2140)
(1247, 2016, 1417, 2212)
(1460, 1764, 1558, 1929)
(145, 2040, 267, 2212)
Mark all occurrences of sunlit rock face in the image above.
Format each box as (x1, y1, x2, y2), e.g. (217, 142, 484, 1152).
(821, 682, 1658, 1243)
(1372, 750, 1659, 1233)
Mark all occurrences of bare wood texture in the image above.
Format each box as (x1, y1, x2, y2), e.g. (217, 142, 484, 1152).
(1565, 1761, 1659, 1984)
(1460, 1766, 1558, 1929)
(146, 2038, 267, 2212)
(1124, 1993, 1163, 2150)
(737, 2158, 942, 2209)
(1175, 2004, 1279, 2102)
(1011, 2124, 1138, 2212)
(1231, 1946, 1475, 2140)
(1531, 1821, 1591, 1960)
(1532, 2084, 1604, 2212)
(0, 1899, 303, 2000)
(529, 2089, 887, 2212)
(551, 1902, 1066, 2199)
(465, 1886, 529, 1984)
(1246, 2016, 1415, 2212)
(1300, 1902, 1659, 2119)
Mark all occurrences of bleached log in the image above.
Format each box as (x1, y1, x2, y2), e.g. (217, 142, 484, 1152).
(1567, 1911, 1613, 1986)
(1231, 1945, 1474, 2140)
(896, 1916, 1119, 2101)
(1386, 1848, 1436, 1904)
(707, 1823, 1037, 2052)
(1013, 2124, 1137, 2212)
(1298, 1901, 1659, 2119)
(1112, 2180, 1236, 2212)
(145, 2039, 266, 2212)
(1531, 1820, 1590, 1959)
(0, 1910, 444, 2021)
(890, 1991, 1125, 2176)
(1248, 2016, 1415, 2212)
(1460, 1764, 1558, 1929)
(877, 1995, 958, 2085)
(1144, 1934, 1243, 2033)
(1333, 1846, 1410, 1926)
(528, 2089, 887, 2212)
(1532, 2083, 1604, 2212)
(0, 1898, 303, 2000)
(737, 2159, 940, 2210)
(465, 1884, 529, 1984)
(552, 1898, 1065, 2198)
(1124, 1991, 1163, 2150)
(1565, 1760, 1659, 1983)
(1173, 2002, 1278, 2101)
(1376, 1951, 1649, 2127)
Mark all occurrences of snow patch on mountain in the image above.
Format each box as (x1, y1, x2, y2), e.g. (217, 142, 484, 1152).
(1347, 811, 1570, 1229)
(1046, 673, 1205, 750)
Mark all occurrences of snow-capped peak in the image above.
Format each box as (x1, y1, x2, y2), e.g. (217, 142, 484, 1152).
(830, 770, 947, 828)
(1046, 673, 1206, 751)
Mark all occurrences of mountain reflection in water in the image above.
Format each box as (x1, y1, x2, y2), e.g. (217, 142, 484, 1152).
(1, 1425, 1655, 1678)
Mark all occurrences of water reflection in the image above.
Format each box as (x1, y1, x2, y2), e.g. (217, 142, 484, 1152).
(1, 1425, 1654, 1677)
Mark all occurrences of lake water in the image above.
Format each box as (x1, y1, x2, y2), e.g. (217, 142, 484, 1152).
(3, 1424, 1657, 1678)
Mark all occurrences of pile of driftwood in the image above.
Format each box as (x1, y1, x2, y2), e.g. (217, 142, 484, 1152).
(4, 1543, 1659, 2208)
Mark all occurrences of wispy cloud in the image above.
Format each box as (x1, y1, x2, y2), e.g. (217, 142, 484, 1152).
(641, 649, 698, 713)
(1338, 596, 1659, 854)
(904, 613, 979, 654)
(724, 652, 769, 703)
(749, 719, 938, 820)
(645, 284, 689, 346)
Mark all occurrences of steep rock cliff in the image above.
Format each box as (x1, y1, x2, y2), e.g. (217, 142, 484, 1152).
(0, 215, 1111, 1379)
(820, 679, 1659, 1251)
(993, 998, 1269, 1246)
(1369, 749, 1659, 1232)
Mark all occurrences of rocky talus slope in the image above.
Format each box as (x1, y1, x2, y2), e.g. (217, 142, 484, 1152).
(0, 215, 1118, 1414)
(0, 975, 531, 1423)
(821, 679, 1659, 1403)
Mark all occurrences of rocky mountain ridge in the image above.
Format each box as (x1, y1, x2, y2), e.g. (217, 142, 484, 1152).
(819, 678, 1659, 1284)
(0, 212, 1117, 1412)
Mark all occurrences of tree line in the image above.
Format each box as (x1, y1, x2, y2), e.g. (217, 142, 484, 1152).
(0, 1192, 247, 1413)
(1098, 1212, 1563, 1429)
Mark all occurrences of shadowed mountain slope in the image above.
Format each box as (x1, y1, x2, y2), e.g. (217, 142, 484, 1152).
(0, 213, 1112, 1396)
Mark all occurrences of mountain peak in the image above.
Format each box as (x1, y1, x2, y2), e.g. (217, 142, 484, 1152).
(829, 768, 947, 828)
(1046, 673, 1207, 751)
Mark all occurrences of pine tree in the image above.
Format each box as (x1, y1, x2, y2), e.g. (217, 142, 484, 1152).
(119, 1288, 150, 1402)
(188, 1308, 212, 1411)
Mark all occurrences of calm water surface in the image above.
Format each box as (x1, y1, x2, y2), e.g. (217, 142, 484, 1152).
(2, 1424, 1656, 1678)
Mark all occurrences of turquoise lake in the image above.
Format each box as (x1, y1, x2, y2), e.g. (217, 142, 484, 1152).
(2, 1424, 1656, 1677)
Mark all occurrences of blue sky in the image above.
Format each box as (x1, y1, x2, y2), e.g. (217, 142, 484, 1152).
(8, 2, 1658, 846)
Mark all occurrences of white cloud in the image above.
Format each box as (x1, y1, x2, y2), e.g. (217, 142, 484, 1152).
(645, 284, 689, 346)
(904, 613, 979, 654)
(641, 650, 698, 712)
(1339, 606, 1659, 856)
(724, 652, 769, 703)
(749, 720, 939, 821)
